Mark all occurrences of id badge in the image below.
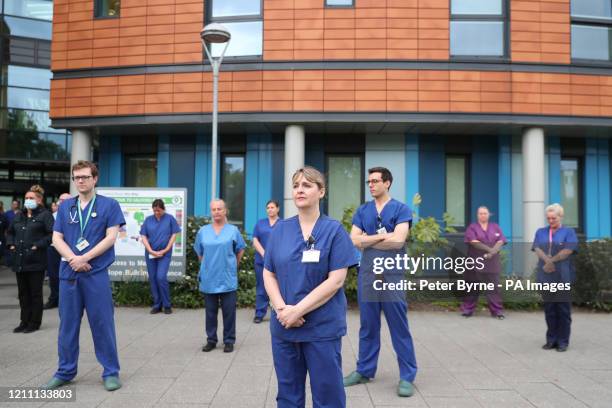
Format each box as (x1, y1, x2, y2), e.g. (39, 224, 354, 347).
(75, 237, 90, 252)
(377, 227, 388, 234)
(302, 249, 320, 263)
(148, 253, 159, 259)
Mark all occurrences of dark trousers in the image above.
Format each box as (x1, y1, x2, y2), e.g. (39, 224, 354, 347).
(204, 291, 236, 345)
(16, 270, 45, 327)
(544, 301, 572, 347)
(47, 247, 61, 304)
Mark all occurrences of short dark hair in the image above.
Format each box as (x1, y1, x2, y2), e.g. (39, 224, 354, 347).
(368, 167, 393, 188)
(152, 199, 165, 210)
(71, 160, 99, 178)
(266, 199, 280, 208)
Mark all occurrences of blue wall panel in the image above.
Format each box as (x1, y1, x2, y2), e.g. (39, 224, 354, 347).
(548, 136, 561, 205)
(272, 135, 284, 216)
(419, 136, 445, 220)
(305, 134, 325, 171)
(194, 133, 211, 217)
(97, 136, 110, 186)
(471, 137, 498, 224)
(405, 134, 420, 218)
(108, 134, 123, 187)
(170, 135, 196, 216)
(498, 134, 512, 240)
(245, 134, 274, 236)
(598, 139, 611, 237)
(157, 134, 170, 188)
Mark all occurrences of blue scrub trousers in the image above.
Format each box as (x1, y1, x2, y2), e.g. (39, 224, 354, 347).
(356, 272, 418, 382)
(272, 336, 345, 408)
(55, 271, 120, 381)
(254, 263, 269, 319)
(145, 254, 172, 309)
(204, 291, 236, 345)
(544, 301, 572, 347)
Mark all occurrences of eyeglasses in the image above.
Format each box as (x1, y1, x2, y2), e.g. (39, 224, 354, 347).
(366, 179, 382, 185)
(72, 175, 92, 181)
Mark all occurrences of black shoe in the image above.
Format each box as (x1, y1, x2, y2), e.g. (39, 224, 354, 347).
(223, 343, 234, 353)
(202, 342, 216, 352)
(253, 317, 262, 323)
(13, 322, 27, 333)
(43, 301, 58, 310)
(556, 345, 568, 352)
(23, 324, 40, 334)
(542, 343, 557, 350)
(150, 307, 161, 314)
(495, 314, 505, 320)
(164, 307, 172, 314)
(461, 312, 472, 318)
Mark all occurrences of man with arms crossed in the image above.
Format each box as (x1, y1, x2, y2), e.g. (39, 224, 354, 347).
(343, 167, 418, 397)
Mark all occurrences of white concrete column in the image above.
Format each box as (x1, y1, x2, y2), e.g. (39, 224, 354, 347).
(522, 127, 546, 275)
(283, 125, 305, 218)
(70, 128, 93, 195)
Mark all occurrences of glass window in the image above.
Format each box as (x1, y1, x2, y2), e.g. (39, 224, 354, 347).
(326, 0, 354, 7)
(445, 156, 468, 228)
(6, 109, 57, 133)
(221, 155, 245, 227)
(571, 0, 612, 20)
(560, 159, 581, 229)
(571, 25, 611, 60)
(451, 0, 502, 15)
(7, 66, 51, 90)
(7, 88, 50, 111)
(450, 21, 504, 56)
(125, 156, 157, 187)
(327, 155, 362, 221)
(95, 0, 120, 18)
(450, 0, 506, 58)
(3, 16, 52, 40)
(4, 0, 53, 21)
(211, 22, 263, 58)
(212, 0, 260, 18)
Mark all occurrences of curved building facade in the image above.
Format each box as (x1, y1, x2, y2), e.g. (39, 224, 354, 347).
(51, 0, 612, 241)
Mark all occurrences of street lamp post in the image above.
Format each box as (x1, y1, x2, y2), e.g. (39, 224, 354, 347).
(200, 23, 231, 201)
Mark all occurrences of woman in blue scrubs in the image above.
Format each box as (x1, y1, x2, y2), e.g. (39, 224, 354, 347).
(264, 166, 358, 408)
(140, 199, 181, 315)
(532, 203, 578, 352)
(194, 199, 245, 353)
(252, 199, 280, 323)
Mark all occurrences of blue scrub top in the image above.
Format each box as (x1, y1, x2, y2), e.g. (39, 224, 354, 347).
(264, 215, 358, 342)
(140, 213, 181, 258)
(353, 198, 413, 235)
(193, 223, 246, 294)
(54, 195, 126, 280)
(253, 217, 280, 265)
(532, 226, 578, 283)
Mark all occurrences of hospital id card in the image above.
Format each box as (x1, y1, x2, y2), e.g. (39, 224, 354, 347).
(302, 249, 320, 263)
(75, 238, 90, 252)
(148, 253, 161, 259)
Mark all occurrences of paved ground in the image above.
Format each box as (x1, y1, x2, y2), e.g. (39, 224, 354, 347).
(0, 266, 611, 408)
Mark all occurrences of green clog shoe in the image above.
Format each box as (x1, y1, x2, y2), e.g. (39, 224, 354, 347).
(103, 376, 122, 391)
(43, 377, 70, 389)
(397, 379, 414, 397)
(343, 371, 370, 387)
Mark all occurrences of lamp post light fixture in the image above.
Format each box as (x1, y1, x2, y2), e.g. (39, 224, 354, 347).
(200, 23, 231, 201)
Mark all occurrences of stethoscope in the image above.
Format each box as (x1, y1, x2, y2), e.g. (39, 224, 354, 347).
(68, 197, 98, 224)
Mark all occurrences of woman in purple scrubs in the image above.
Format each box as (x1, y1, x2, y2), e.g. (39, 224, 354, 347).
(252, 199, 281, 323)
(460, 206, 507, 319)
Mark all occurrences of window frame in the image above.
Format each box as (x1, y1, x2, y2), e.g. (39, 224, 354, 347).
(449, 0, 509, 61)
(444, 154, 471, 231)
(325, 0, 355, 8)
(204, 0, 263, 61)
(123, 154, 158, 188)
(570, 1, 612, 66)
(220, 152, 246, 229)
(559, 156, 584, 233)
(94, 0, 120, 20)
(324, 153, 365, 220)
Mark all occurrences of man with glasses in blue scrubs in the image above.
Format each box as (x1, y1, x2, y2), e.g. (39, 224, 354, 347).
(343, 167, 418, 397)
(44, 160, 125, 392)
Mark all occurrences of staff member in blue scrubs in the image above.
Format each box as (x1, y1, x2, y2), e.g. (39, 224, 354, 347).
(264, 166, 358, 408)
(343, 167, 417, 398)
(45, 193, 72, 310)
(252, 199, 280, 323)
(532, 203, 578, 352)
(44, 160, 125, 391)
(194, 199, 245, 353)
(140, 199, 181, 315)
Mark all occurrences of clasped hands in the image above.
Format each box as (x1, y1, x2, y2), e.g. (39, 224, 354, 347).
(68, 255, 92, 272)
(542, 257, 556, 273)
(276, 304, 306, 329)
(149, 249, 166, 258)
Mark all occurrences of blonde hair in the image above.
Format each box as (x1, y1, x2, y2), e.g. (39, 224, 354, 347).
(545, 203, 564, 218)
(29, 185, 45, 200)
(291, 166, 326, 193)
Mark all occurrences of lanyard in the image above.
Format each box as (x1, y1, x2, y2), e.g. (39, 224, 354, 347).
(548, 226, 561, 256)
(78, 195, 96, 238)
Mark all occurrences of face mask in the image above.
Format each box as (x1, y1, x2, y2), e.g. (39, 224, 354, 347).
(24, 199, 37, 210)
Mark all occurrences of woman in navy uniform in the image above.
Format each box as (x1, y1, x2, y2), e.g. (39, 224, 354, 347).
(264, 166, 358, 408)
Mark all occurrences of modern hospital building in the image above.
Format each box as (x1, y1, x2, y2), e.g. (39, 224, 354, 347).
(48, 0, 612, 246)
